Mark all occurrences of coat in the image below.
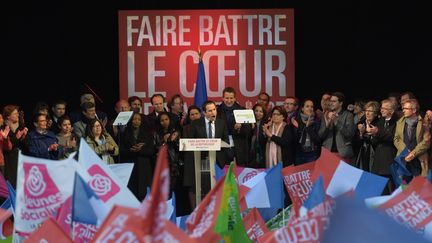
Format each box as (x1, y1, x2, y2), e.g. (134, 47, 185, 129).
(394, 115, 430, 176)
(86, 133, 119, 164)
(371, 115, 397, 175)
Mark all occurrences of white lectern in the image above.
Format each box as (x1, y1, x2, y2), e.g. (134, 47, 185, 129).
(179, 138, 230, 204)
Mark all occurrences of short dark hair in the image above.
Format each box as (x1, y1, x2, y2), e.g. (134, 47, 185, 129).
(57, 115, 72, 128)
(150, 94, 165, 105)
(32, 113, 47, 124)
(81, 102, 95, 112)
(222, 87, 236, 97)
(258, 92, 270, 102)
(53, 99, 67, 107)
(128, 96, 141, 105)
(285, 96, 299, 106)
(331, 92, 345, 104)
(187, 105, 201, 115)
(202, 101, 216, 112)
(167, 94, 183, 111)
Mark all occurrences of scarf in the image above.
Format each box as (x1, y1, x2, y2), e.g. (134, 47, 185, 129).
(405, 116, 418, 140)
(266, 122, 286, 168)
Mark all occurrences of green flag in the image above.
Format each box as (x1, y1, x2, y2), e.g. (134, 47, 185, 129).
(214, 162, 251, 243)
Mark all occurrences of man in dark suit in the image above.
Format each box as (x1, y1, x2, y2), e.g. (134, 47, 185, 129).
(188, 100, 229, 168)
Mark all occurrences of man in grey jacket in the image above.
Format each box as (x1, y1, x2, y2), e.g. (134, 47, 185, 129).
(319, 92, 355, 162)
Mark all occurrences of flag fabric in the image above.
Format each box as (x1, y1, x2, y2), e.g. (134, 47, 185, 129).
(0, 173, 8, 198)
(5, 182, 15, 214)
(166, 192, 176, 223)
(25, 218, 73, 243)
(364, 186, 403, 208)
(56, 197, 98, 243)
(136, 144, 171, 241)
(323, 196, 428, 243)
(221, 165, 266, 185)
(15, 152, 79, 235)
(108, 163, 134, 186)
(214, 162, 251, 243)
(176, 215, 189, 231)
(379, 176, 432, 239)
(240, 163, 284, 210)
(186, 176, 224, 242)
(243, 208, 269, 242)
(299, 175, 325, 217)
(265, 205, 293, 231)
(215, 163, 224, 181)
(282, 162, 315, 214)
(78, 139, 139, 208)
(390, 148, 412, 187)
(72, 172, 109, 226)
(0, 208, 13, 239)
(193, 59, 208, 109)
(311, 148, 388, 199)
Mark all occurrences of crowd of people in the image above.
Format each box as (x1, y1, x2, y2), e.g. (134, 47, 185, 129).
(0, 88, 431, 214)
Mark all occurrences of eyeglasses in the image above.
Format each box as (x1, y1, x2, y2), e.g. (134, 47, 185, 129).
(365, 110, 375, 113)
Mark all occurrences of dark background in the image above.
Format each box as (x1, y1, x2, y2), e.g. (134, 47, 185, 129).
(2, 0, 431, 119)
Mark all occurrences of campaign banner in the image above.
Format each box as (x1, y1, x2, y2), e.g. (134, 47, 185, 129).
(282, 162, 315, 214)
(118, 9, 295, 113)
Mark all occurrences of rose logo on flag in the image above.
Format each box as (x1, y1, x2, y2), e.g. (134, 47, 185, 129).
(26, 166, 47, 196)
(242, 171, 258, 183)
(87, 164, 120, 202)
(89, 174, 112, 196)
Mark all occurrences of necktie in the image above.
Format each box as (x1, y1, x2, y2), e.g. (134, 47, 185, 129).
(208, 121, 213, 138)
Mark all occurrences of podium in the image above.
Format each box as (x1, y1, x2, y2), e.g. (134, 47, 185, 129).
(179, 138, 230, 204)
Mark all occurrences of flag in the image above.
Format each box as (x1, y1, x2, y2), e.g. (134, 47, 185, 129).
(215, 163, 224, 182)
(240, 163, 284, 210)
(219, 164, 266, 185)
(186, 176, 224, 242)
(108, 163, 134, 186)
(137, 144, 171, 241)
(176, 215, 189, 231)
(299, 175, 325, 217)
(5, 182, 15, 214)
(311, 148, 388, 199)
(193, 58, 208, 110)
(243, 208, 269, 242)
(323, 196, 428, 243)
(364, 186, 403, 208)
(169, 192, 176, 223)
(15, 152, 79, 234)
(56, 197, 98, 243)
(390, 148, 412, 187)
(25, 218, 73, 243)
(380, 176, 432, 239)
(0, 208, 13, 239)
(0, 173, 8, 198)
(214, 162, 251, 242)
(78, 138, 139, 208)
(72, 172, 109, 226)
(282, 162, 315, 214)
(265, 205, 293, 231)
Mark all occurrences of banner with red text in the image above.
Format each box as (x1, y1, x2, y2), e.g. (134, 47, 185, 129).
(119, 9, 294, 113)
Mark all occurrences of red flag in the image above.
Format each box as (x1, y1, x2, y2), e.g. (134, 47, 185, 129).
(24, 218, 73, 243)
(380, 176, 432, 229)
(282, 162, 315, 214)
(0, 208, 13, 239)
(91, 205, 143, 242)
(243, 208, 269, 242)
(186, 177, 224, 242)
(137, 144, 171, 241)
(163, 220, 198, 243)
(259, 212, 326, 243)
(0, 173, 8, 198)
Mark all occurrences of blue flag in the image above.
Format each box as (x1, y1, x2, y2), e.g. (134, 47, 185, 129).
(299, 175, 325, 216)
(169, 192, 176, 223)
(324, 196, 428, 243)
(72, 173, 108, 226)
(390, 148, 411, 187)
(6, 181, 15, 213)
(193, 60, 208, 110)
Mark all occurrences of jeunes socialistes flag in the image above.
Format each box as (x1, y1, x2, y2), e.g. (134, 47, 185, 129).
(214, 162, 251, 243)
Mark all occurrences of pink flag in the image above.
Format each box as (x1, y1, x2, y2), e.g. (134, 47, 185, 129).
(56, 197, 97, 243)
(0, 173, 8, 198)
